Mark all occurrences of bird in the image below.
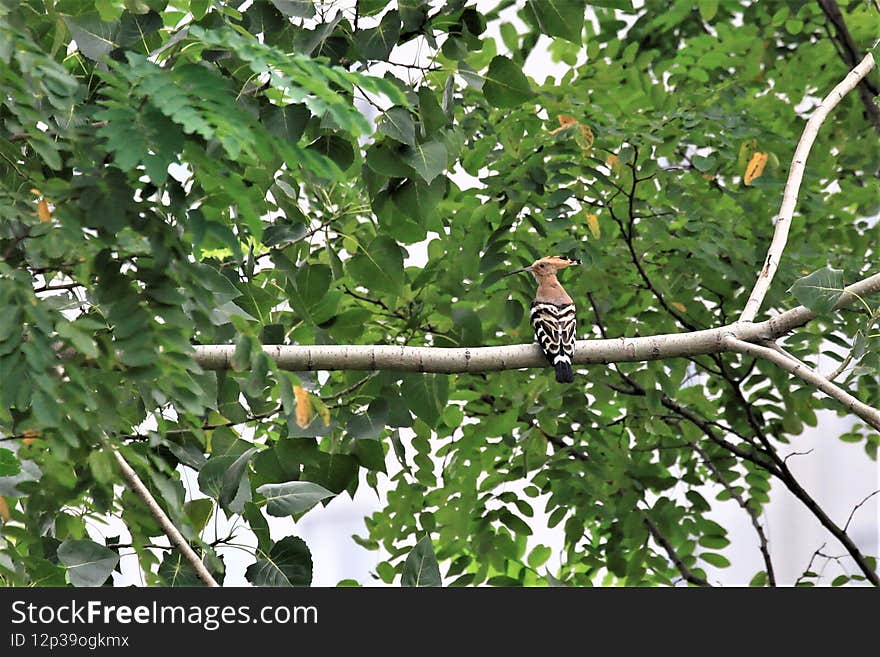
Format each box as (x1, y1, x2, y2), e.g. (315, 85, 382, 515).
(508, 255, 581, 383)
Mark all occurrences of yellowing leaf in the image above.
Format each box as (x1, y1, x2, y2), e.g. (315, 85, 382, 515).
(0, 496, 9, 522)
(21, 429, 39, 445)
(548, 114, 578, 135)
(744, 151, 768, 185)
(606, 154, 620, 173)
(548, 115, 593, 155)
(671, 302, 687, 312)
(293, 385, 312, 429)
(576, 125, 594, 155)
(37, 198, 52, 222)
(586, 213, 600, 238)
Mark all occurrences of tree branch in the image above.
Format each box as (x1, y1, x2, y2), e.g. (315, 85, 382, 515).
(739, 52, 876, 322)
(692, 443, 776, 586)
(107, 442, 219, 587)
(191, 271, 880, 374)
(643, 516, 711, 587)
(843, 489, 880, 533)
(773, 457, 880, 585)
(817, 0, 880, 130)
(723, 336, 880, 431)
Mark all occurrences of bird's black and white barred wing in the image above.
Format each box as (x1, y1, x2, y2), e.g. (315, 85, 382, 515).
(530, 301, 576, 383)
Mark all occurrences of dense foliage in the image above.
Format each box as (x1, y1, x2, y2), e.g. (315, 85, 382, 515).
(0, 0, 878, 587)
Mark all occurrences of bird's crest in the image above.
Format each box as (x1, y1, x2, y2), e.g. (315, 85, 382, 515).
(533, 255, 582, 270)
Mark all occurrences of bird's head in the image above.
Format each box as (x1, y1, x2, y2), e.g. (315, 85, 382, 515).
(508, 255, 581, 281)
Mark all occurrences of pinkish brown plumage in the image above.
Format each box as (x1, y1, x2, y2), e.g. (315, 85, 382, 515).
(510, 255, 581, 383)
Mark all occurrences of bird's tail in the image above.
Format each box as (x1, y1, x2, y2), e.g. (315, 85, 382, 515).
(554, 358, 574, 383)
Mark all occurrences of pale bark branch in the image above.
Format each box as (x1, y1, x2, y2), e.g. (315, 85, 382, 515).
(192, 271, 880, 374)
(739, 52, 876, 322)
(722, 337, 880, 431)
(108, 444, 219, 587)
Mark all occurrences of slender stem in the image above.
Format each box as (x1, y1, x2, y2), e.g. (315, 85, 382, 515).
(643, 516, 711, 587)
(107, 442, 219, 587)
(692, 443, 776, 586)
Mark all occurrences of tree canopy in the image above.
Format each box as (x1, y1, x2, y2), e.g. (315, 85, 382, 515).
(0, 0, 878, 587)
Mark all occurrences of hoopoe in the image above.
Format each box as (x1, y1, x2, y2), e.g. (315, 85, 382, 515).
(509, 256, 581, 383)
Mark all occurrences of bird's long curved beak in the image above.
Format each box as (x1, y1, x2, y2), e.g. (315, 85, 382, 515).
(504, 266, 533, 277)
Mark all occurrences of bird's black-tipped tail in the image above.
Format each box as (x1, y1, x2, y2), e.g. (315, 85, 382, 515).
(554, 360, 574, 383)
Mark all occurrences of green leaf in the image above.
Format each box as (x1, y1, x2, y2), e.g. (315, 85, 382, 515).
(353, 439, 386, 472)
(245, 536, 313, 586)
(528, 544, 552, 569)
(749, 570, 768, 587)
(308, 135, 355, 171)
(261, 103, 310, 142)
(354, 10, 401, 60)
(417, 86, 446, 136)
(378, 107, 417, 147)
(482, 55, 535, 108)
(402, 373, 449, 427)
(346, 235, 405, 296)
(700, 552, 730, 568)
(257, 481, 336, 516)
(0, 448, 20, 477)
(270, 0, 315, 18)
(158, 550, 213, 587)
(698, 0, 719, 21)
(402, 140, 447, 183)
(347, 398, 389, 439)
(197, 451, 253, 512)
(402, 535, 441, 586)
(831, 574, 849, 587)
(184, 498, 214, 533)
(158, 548, 217, 588)
(243, 502, 272, 554)
(294, 263, 332, 307)
(399, 0, 428, 30)
(526, 0, 585, 44)
(586, 0, 632, 8)
(365, 142, 414, 177)
(788, 265, 845, 314)
(63, 13, 118, 61)
(499, 509, 532, 536)
(57, 540, 119, 587)
(698, 534, 730, 550)
(87, 450, 114, 484)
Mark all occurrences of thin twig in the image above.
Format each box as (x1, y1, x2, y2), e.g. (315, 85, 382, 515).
(795, 542, 827, 586)
(643, 516, 711, 586)
(817, 0, 880, 130)
(843, 489, 880, 532)
(826, 351, 854, 382)
(692, 443, 776, 586)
